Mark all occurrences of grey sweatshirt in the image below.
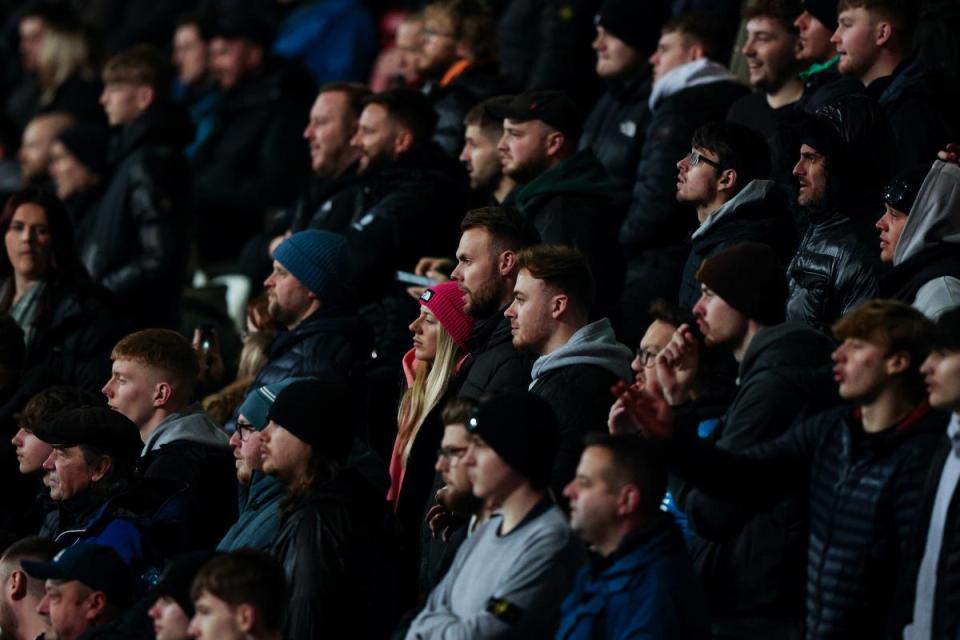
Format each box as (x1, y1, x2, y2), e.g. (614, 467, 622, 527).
(142, 404, 230, 456)
(529, 318, 633, 390)
(406, 501, 581, 639)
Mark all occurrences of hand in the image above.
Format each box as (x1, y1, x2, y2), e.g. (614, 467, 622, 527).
(937, 143, 960, 165)
(611, 380, 675, 440)
(655, 324, 699, 406)
(426, 495, 460, 542)
(414, 256, 454, 281)
(192, 327, 225, 384)
(608, 384, 642, 435)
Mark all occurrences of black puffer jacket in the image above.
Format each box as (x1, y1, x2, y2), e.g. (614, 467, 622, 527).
(289, 164, 366, 234)
(672, 323, 838, 638)
(786, 96, 894, 329)
(272, 469, 396, 640)
(668, 402, 949, 640)
(425, 60, 504, 157)
(457, 312, 534, 400)
(76, 101, 193, 331)
(191, 58, 314, 260)
(578, 69, 653, 189)
(678, 180, 796, 309)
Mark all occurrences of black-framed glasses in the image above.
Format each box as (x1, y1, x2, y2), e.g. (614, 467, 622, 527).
(635, 348, 658, 368)
(437, 446, 468, 463)
(237, 422, 257, 441)
(688, 149, 723, 170)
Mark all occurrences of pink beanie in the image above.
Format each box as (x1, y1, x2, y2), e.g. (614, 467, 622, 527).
(419, 282, 475, 351)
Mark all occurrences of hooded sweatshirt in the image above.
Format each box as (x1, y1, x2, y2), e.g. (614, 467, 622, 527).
(143, 404, 230, 456)
(649, 58, 739, 111)
(530, 318, 633, 389)
(885, 160, 960, 319)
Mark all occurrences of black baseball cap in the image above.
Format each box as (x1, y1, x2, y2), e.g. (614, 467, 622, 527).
(33, 406, 144, 463)
(21, 543, 138, 607)
(485, 90, 582, 140)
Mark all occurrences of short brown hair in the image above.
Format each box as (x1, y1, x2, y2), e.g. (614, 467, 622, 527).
(441, 397, 477, 426)
(662, 12, 730, 62)
(837, 0, 918, 34)
(191, 550, 287, 632)
(102, 44, 171, 98)
(743, 0, 801, 32)
(463, 96, 507, 142)
(832, 299, 934, 399)
(517, 244, 594, 316)
(424, 0, 495, 59)
(112, 329, 199, 389)
(17, 386, 99, 431)
(318, 82, 372, 120)
(460, 206, 540, 255)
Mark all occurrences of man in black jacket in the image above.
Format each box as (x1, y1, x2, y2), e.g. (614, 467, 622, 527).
(102, 328, 235, 549)
(786, 94, 891, 329)
(450, 206, 539, 399)
(460, 99, 516, 205)
(191, 9, 314, 266)
(506, 244, 632, 500)
(618, 14, 747, 344)
(579, 0, 668, 189)
(896, 308, 960, 640)
(676, 121, 795, 308)
(92, 44, 193, 331)
(616, 298, 948, 640)
(617, 242, 836, 639)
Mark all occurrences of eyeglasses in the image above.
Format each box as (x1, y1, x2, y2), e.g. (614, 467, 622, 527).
(687, 149, 723, 170)
(237, 423, 257, 441)
(437, 446, 468, 463)
(635, 348, 659, 368)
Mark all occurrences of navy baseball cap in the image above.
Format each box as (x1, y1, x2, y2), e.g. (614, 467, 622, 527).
(485, 90, 582, 140)
(21, 542, 137, 607)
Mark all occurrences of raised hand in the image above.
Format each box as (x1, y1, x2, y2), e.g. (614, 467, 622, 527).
(937, 143, 960, 165)
(655, 324, 699, 406)
(610, 380, 675, 440)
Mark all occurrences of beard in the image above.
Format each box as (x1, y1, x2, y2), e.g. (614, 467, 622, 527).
(438, 483, 483, 516)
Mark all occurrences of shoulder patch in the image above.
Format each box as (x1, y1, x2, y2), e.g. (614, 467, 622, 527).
(486, 597, 523, 624)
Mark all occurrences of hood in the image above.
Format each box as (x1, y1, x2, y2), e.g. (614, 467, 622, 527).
(739, 322, 835, 381)
(649, 58, 738, 110)
(894, 160, 960, 264)
(529, 318, 633, 387)
(515, 149, 621, 209)
(692, 180, 779, 240)
(877, 56, 936, 106)
(143, 404, 230, 455)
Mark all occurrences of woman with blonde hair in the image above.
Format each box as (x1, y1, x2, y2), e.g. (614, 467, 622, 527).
(387, 281, 474, 597)
(36, 21, 102, 123)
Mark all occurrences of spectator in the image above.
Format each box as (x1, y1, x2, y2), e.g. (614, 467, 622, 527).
(878, 161, 960, 320)
(36, 407, 187, 573)
(450, 206, 539, 399)
(200, 330, 275, 426)
(460, 98, 516, 205)
(103, 329, 235, 548)
(187, 549, 287, 640)
(49, 122, 109, 222)
(675, 122, 794, 309)
(389, 282, 474, 603)
(896, 308, 960, 640)
(171, 12, 219, 157)
(418, 0, 502, 156)
(8, 387, 98, 537)
(618, 14, 747, 344)
(786, 95, 892, 329)
(488, 90, 624, 312)
(35, 18, 103, 124)
(261, 379, 394, 639)
(217, 380, 303, 553)
(579, 0, 669, 188)
(0, 536, 60, 640)
(23, 542, 139, 640)
(17, 111, 72, 189)
(86, 44, 193, 331)
(557, 434, 711, 639)
(148, 550, 218, 640)
(833, 0, 948, 170)
(407, 392, 580, 638)
(793, 0, 865, 115)
(624, 243, 837, 638)
(191, 9, 314, 265)
(726, 0, 807, 190)
(619, 299, 948, 639)
(0, 115, 22, 198)
(506, 245, 632, 499)
(0, 188, 116, 421)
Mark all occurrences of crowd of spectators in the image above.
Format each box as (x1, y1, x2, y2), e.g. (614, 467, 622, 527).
(0, 0, 958, 638)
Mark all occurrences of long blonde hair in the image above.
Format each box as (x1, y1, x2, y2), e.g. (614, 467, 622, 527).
(396, 328, 462, 465)
(38, 27, 95, 105)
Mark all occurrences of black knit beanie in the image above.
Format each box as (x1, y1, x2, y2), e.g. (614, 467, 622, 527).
(267, 379, 354, 464)
(802, 0, 838, 33)
(56, 124, 109, 176)
(595, 0, 670, 55)
(696, 242, 788, 326)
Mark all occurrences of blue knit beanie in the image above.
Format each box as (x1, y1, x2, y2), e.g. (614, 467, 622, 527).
(272, 230, 351, 304)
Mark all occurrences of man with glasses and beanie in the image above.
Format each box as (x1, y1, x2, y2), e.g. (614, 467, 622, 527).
(406, 392, 581, 638)
(613, 242, 837, 639)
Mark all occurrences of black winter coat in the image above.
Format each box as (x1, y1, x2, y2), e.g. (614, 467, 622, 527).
(457, 312, 534, 400)
(425, 61, 504, 157)
(667, 403, 949, 640)
(578, 70, 653, 189)
(191, 59, 314, 260)
(77, 101, 193, 331)
(289, 164, 366, 234)
(672, 323, 838, 637)
(271, 469, 396, 640)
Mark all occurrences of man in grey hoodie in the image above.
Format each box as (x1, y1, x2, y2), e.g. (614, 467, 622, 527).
(102, 328, 235, 547)
(504, 244, 633, 501)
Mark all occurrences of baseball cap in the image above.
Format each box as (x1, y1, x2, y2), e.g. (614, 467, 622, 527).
(485, 90, 582, 140)
(33, 406, 144, 463)
(21, 543, 138, 607)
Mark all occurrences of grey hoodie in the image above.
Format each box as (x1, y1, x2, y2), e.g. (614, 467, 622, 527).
(894, 160, 960, 319)
(529, 318, 633, 390)
(648, 58, 739, 111)
(142, 404, 230, 456)
(691, 180, 777, 240)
